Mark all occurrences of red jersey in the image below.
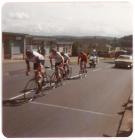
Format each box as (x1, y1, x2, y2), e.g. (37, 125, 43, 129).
(78, 53, 87, 63)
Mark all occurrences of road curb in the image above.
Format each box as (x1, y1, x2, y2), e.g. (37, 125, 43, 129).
(117, 94, 133, 137)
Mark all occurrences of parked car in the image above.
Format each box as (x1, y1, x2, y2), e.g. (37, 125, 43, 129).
(115, 50, 128, 58)
(114, 55, 133, 69)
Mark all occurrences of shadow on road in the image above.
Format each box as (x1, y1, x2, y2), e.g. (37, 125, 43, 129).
(103, 130, 132, 137)
(3, 87, 54, 107)
(3, 98, 30, 107)
(3, 93, 47, 107)
(117, 130, 132, 137)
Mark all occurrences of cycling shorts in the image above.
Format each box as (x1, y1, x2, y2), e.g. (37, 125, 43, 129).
(33, 60, 45, 70)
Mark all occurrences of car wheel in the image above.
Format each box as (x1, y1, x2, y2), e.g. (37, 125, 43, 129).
(129, 66, 133, 69)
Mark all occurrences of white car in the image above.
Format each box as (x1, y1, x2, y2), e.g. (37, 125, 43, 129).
(115, 55, 133, 69)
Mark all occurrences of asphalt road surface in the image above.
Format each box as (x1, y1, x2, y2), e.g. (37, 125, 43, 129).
(2, 59, 132, 137)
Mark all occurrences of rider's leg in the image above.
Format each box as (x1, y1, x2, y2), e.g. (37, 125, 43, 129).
(84, 62, 87, 73)
(55, 64, 62, 80)
(36, 63, 45, 93)
(59, 65, 65, 79)
(66, 61, 70, 73)
(80, 61, 83, 73)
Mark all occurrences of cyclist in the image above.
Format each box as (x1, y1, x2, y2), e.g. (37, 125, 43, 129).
(49, 49, 64, 79)
(92, 48, 97, 56)
(91, 48, 98, 63)
(25, 49, 45, 94)
(78, 51, 88, 73)
(60, 52, 70, 76)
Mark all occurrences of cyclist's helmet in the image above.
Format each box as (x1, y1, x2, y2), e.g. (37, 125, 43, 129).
(80, 51, 84, 55)
(93, 49, 96, 53)
(51, 48, 57, 53)
(26, 49, 33, 57)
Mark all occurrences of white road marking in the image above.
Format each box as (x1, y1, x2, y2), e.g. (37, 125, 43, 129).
(9, 91, 32, 100)
(30, 101, 119, 118)
(9, 87, 50, 100)
(70, 75, 80, 79)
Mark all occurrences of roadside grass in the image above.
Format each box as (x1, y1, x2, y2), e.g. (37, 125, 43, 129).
(70, 57, 77, 65)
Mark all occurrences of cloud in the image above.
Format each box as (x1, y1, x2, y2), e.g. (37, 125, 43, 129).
(8, 12, 29, 20)
(2, 2, 132, 37)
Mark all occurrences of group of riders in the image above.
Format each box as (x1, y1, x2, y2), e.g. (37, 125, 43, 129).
(25, 48, 98, 94)
(25, 48, 97, 74)
(25, 48, 71, 79)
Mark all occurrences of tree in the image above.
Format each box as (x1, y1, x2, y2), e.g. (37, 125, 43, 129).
(72, 41, 81, 56)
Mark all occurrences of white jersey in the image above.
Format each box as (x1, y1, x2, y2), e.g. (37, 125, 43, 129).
(63, 53, 70, 61)
(50, 51, 64, 63)
(26, 51, 44, 63)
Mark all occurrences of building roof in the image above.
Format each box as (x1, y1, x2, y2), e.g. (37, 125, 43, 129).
(2, 32, 27, 36)
(56, 42, 73, 45)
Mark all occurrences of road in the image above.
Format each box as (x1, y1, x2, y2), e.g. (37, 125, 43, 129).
(2, 59, 132, 137)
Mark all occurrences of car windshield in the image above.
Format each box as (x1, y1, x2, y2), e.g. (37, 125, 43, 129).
(118, 56, 131, 60)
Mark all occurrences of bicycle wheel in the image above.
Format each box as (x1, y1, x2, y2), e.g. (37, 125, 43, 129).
(79, 65, 86, 79)
(50, 72, 63, 88)
(23, 78, 39, 98)
(65, 66, 72, 79)
(50, 72, 58, 87)
(68, 66, 72, 78)
(42, 75, 52, 88)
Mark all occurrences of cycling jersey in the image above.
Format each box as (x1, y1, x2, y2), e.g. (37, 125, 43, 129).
(78, 53, 87, 63)
(26, 51, 44, 63)
(50, 51, 64, 64)
(26, 51, 45, 71)
(63, 53, 70, 63)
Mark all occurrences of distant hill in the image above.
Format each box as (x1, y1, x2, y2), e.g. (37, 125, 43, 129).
(3, 31, 132, 49)
(118, 35, 132, 48)
(120, 35, 132, 40)
(48, 35, 115, 42)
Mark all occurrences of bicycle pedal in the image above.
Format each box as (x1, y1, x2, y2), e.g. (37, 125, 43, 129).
(29, 98, 34, 102)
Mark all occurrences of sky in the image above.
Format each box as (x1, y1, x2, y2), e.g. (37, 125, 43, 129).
(2, 2, 132, 37)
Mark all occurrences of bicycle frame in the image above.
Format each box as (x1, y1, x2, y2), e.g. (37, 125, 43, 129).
(79, 61, 87, 78)
(23, 68, 51, 99)
(50, 65, 64, 87)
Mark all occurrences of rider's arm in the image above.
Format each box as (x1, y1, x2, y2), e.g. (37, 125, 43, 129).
(25, 59, 30, 75)
(86, 55, 88, 63)
(61, 56, 64, 65)
(78, 55, 80, 64)
(49, 55, 53, 69)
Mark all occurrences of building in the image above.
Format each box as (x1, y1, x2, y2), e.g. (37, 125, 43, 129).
(2, 32, 73, 59)
(56, 42, 73, 56)
(2, 32, 26, 59)
(25, 35, 46, 56)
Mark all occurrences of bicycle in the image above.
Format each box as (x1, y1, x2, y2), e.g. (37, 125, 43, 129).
(79, 61, 87, 79)
(50, 65, 64, 88)
(63, 64, 72, 80)
(23, 70, 51, 100)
